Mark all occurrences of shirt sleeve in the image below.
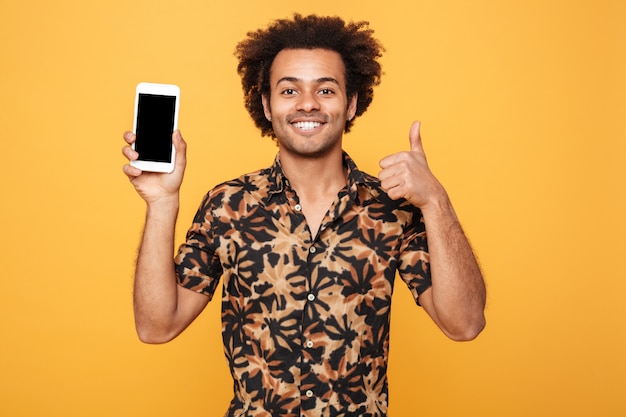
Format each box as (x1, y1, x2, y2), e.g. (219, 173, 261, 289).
(174, 192, 223, 300)
(397, 206, 432, 305)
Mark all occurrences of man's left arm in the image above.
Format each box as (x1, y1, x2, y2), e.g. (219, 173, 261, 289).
(379, 121, 486, 341)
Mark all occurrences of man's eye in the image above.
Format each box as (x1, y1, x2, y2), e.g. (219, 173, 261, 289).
(319, 88, 334, 95)
(282, 89, 297, 95)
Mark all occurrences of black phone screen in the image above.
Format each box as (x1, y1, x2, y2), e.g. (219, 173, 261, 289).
(135, 93, 176, 162)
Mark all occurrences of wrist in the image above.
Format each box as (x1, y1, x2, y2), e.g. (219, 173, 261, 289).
(145, 194, 180, 216)
(419, 191, 456, 220)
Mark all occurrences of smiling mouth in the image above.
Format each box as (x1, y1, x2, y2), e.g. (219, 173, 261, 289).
(292, 121, 323, 131)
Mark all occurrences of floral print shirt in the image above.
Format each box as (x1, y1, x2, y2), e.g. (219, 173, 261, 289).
(174, 152, 431, 417)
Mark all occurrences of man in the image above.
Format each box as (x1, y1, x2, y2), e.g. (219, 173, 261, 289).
(122, 14, 485, 417)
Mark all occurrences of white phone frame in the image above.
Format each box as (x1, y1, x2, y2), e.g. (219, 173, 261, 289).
(131, 82, 180, 173)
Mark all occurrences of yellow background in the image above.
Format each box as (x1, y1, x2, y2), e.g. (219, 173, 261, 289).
(1, 0, 624, 416)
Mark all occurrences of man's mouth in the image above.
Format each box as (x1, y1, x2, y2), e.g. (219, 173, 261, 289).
(292, 121, 322, 131)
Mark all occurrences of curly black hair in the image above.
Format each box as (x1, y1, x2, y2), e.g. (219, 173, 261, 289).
(235, 14, 385, 138)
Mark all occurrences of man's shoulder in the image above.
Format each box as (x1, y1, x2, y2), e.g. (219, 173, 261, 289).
(205, 167, 273, 202)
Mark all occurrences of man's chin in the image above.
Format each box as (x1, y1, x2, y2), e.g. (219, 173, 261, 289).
(278, 141, 338, 159)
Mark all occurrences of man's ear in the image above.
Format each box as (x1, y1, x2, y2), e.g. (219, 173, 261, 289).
(347, 93, 358, 121)
(262, 94, 272, 121)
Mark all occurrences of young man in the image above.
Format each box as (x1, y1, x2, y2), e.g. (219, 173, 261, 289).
(122, 14, 485, 417)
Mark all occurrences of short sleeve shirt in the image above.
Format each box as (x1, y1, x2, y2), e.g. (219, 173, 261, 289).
(174, 152, 431, 417)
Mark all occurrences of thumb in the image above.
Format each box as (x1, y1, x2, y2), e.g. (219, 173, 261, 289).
(173, 130, 186, 153)
(409, 120, 423, 152)
(173, 130, 187, 166)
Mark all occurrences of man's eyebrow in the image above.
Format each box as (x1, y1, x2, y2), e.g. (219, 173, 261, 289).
(275, 76, 340, 85)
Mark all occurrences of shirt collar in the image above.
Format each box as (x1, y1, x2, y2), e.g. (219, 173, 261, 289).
(266, 153, 288, 197)
(266, 151, 369, 197)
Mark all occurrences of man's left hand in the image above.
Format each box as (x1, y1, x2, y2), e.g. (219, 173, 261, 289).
(378, 121, 447, 209)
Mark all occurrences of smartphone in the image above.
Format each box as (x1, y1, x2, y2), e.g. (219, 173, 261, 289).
(131, 82, 180, 173)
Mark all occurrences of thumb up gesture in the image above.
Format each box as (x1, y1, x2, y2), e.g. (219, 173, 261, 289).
(378, 121, 447, 209)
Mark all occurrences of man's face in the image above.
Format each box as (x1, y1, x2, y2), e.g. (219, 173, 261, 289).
(262, 48, 357, 158)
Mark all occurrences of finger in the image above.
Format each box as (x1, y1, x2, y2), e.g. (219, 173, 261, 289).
(123, 131, 136, 144)
(409, 120, 423, 152)
(378, 162, 403, 182)
(379, 175, 402, 193)
(121, 145, 138, 161)
(122, 163, 142, 178)
(379, 154, 393, 169)
(379, 152, 406, 169)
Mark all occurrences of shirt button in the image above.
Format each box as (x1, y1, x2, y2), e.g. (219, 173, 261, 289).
(306, 340, 314, 348)
(309, 246, 316, 254)
(305, 390, 314, 398)
(307, 293, 316, 302)
(294, 204, 302, 212)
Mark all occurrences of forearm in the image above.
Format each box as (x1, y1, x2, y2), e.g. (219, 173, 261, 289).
(133, 196, 182, 343)
(421, 194, 486, 340)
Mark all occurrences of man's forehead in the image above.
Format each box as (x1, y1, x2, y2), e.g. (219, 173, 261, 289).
(269, 48, 346, 84)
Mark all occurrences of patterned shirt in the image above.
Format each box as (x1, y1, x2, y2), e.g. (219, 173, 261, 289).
(174, 152, 431, 417)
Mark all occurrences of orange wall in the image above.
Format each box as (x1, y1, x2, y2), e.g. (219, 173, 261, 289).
(1, 1, 625, 416)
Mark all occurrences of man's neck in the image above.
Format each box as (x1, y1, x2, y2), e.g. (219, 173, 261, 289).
(279, 150, 347, 198)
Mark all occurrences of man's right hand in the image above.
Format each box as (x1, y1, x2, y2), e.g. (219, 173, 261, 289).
(121, 130, 187, 204)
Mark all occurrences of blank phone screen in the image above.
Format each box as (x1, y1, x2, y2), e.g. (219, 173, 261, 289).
(135, 93, 176, 162)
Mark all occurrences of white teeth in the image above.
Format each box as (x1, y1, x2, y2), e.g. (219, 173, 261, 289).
(293, 121, 321, 130)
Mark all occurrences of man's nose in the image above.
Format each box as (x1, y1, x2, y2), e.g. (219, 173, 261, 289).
(296, 90, 320, 112)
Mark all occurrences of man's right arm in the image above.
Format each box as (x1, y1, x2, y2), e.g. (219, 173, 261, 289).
(122, 130, 209, 344)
